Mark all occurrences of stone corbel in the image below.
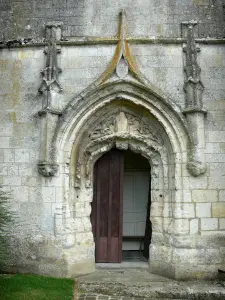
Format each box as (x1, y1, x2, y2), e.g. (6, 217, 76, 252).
(37, 22, 63, 177)
(182, 21, 207, 176)
(38, 161, 59, 177)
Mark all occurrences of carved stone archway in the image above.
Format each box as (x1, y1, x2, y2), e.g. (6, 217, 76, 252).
(48, 84, 190, 277)
(35, 10, 209, 279)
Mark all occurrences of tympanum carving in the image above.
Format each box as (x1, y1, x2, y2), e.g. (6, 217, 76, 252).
(75, 110, 165, 186)
(89, 111, 162, 146)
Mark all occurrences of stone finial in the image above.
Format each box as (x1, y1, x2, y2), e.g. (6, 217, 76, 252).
(182, 21, 205, 111)
(182, 21, 207, 177)
(38, 22, 63, 94)
(37, 23, 63, 177)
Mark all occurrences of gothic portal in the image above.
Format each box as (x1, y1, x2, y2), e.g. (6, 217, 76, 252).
(1, 3, 225, 280)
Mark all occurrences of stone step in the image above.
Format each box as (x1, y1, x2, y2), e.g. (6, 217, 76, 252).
(78, 282, 225, 300)
(77, 269, 225, 300)
(78, 295, 184, 300)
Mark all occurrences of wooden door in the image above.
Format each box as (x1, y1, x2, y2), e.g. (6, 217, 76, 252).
(91, 149, 124, 263)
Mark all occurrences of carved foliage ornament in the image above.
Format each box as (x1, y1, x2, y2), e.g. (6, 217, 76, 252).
(182, 21, 204, 110)
(37, 22, 63, 177)
(39, 22, 63, 94)
(181, 21, 207, 176)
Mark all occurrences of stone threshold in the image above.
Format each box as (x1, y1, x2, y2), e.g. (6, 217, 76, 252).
(78, 294, 184, 300)
(77, 269, 225, 300)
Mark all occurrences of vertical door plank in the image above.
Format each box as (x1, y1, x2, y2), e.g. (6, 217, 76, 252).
(91, 149, 124, 263)
(107, 152, 112, 261)
(109, 149, 124, 262)
(143, 174, 152, 259)
(119, 151, 124, 262)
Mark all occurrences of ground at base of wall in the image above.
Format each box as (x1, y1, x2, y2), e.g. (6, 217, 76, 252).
(77, 269, 225, 300)
(0, 273, 74, 300)
(78, 295, 184, 300)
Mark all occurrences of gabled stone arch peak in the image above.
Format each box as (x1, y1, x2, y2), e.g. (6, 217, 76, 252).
(76, 10, 175, 101)
(37, 11, 206, 178)
(50, 82, 189, 177)
(97, 9, 147, 85)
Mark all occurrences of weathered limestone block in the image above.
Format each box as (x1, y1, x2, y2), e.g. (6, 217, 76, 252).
(190, 218, 199, 234)
(212, 203, 225, 218)
(192, 190, 218, 202)
(168, 219, 190, 234)
(173, 203, 195, 219)
(209, 164, 225, 189)
(196, 203, 211, 218)
(201, 218, 218, 230)
(219, 219, 225, 230)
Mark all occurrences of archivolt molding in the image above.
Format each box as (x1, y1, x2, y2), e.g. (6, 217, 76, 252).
(67, 105, 174, 237)
(77, 133, 166, 189)
(52, 93, 184, 240)
(69, 105, 171, 200)
(57, 85, 188, 166)
(83, 136, 164, 185)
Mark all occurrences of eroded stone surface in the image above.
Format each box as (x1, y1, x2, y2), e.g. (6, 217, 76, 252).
(77, 269, 225, 300)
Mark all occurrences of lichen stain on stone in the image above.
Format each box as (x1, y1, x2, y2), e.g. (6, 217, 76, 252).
(192, 0, 211, 5)
(215, 54, 223, 67)
(11, 80, 21, 107)
(156, 24, 163, 36)
(18, 49, 33, 60)
(124, 41, 139, 75)
(11, 59, 22, 107)
(96, 42, 121, 84)
(220, 143, 225, 153)
(12, 59, 22, 70)
(0, 60, 9, 71)
(193, 271, 206, 280)
(10, 112, 17, 124)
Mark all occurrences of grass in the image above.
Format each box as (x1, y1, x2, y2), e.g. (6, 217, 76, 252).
(0, 274, 75, 300)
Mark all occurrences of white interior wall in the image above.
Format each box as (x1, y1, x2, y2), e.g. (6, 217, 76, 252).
(122, 151, 150, 251)
(123, 170, 150, 250)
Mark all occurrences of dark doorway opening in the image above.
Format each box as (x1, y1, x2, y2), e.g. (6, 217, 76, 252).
(91, 148, 151, 264)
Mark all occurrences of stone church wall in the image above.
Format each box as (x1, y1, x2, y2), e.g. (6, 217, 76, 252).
(0, 0, 225, 279)
(0, 0, 225, 40)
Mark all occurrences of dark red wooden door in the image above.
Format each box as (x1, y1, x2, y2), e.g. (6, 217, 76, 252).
(91, 149, 124, 263)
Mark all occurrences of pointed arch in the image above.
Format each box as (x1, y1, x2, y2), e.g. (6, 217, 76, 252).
(53, 80, 189, 165)
(47, 78, 193, 279)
